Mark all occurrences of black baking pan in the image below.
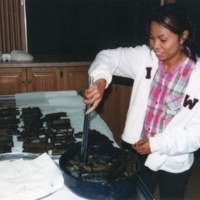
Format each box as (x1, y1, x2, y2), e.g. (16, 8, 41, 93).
(59, 144, 140, 200)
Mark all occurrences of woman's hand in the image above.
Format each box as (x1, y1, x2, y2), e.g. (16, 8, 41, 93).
(83, 79, 106, 114)
(132, 138, 151, 155)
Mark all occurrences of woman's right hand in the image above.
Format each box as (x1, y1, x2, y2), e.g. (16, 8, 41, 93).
(83, 78, 106, 114)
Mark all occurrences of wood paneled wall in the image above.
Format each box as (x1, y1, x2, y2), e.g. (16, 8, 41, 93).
(164, 0, 176, 3)
(0, 0, 25, 53)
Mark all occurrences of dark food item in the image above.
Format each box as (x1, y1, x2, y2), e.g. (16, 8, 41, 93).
(0, 107, 20, 153)
(23, 138, 49, 153)
(75, 129, 113, 146)
(0, 146, 12, 154)
(21, 107, 42, 118)
(52, 142, 80, 156)
(43, 112, 71, 129)
(53, 135, 76, 145)
(46, 118, 71, 129)
(0, 135, 13, 145)
(0, 129, 14, 136)
(0, 135, 13, 153)
(66, 152, 138, 183)
(0, 136, 13, 149)
(42, 112, 67, 121)
(0, 107, 20, 117)
(22, 121, 44, 130)
(46, 128, 74, 138)
(50, 133, 77, 156)
(19, 109, 76, 155)
(18, 129, 47, 141)
(0, 107, 20, 132)
(20, 107, 43, 130)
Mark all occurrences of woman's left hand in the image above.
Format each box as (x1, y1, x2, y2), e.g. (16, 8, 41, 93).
(132, 138, 151, 155)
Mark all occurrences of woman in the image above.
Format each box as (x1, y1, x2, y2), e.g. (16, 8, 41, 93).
(84, 3, 200, 200)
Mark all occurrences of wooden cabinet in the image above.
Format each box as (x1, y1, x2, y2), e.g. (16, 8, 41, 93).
(27, 67, 60, 92)
(0, 67, 60, 95)
(0, 68, 26, 95)
(97, 77, 133, 146)
(0, 62, 90, 95)
(60, 66, 88, 92)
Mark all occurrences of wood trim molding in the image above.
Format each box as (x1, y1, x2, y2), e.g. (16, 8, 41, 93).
(164, 0, 176, 4)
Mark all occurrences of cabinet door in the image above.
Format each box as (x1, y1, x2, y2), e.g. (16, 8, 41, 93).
(0, 68, 27, 95)
(27, 67, 61, 92)
(98, 77, 133, 146)
(61, 66, 89, 93)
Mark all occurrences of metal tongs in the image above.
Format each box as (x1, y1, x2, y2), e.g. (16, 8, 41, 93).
(80, 76, 93, 165)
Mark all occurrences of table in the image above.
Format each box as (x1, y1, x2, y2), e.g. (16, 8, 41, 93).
(0, 91, 155, 200)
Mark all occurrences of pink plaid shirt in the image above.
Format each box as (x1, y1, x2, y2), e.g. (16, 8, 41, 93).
(142, 58, 194, 138)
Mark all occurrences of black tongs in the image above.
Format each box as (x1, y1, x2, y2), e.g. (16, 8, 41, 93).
(80, 76, 93, 165)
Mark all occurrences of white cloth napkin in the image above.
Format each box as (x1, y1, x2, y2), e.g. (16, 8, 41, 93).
(0, 153, 64, 200)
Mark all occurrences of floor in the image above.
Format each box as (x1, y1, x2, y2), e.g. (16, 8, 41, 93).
(184, 150, 200, 200)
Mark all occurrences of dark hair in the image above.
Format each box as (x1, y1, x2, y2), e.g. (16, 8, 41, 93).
(147, 3, 200, 62)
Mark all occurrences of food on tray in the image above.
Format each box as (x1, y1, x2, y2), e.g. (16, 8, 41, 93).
(65, 149, 138, 183)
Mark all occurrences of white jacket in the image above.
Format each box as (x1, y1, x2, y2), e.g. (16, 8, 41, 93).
(89, 45, 200, 173)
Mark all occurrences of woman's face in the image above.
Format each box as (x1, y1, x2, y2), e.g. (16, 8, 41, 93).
(149, 21, 186, 62)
